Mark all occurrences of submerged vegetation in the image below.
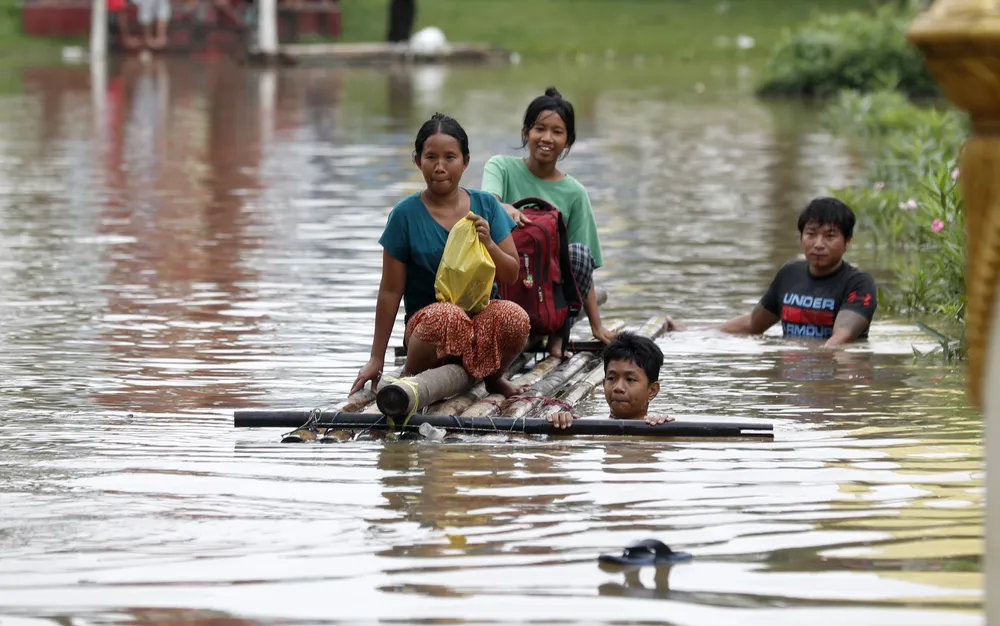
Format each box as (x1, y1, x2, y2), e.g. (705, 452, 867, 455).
(826, 90, 968, 356)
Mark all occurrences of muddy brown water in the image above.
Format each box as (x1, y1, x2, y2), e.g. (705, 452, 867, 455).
(0, 57, 982, 625)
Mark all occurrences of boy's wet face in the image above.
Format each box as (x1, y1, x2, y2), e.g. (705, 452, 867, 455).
(800, 220, 849, 275)
(603, 358, 660, 419)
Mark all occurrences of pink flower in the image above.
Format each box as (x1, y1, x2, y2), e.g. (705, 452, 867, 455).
(899, 198, 918, 210)
(932, 219, 945, 232)
(874, 181, 885, 190)
(951, 168, 960, 181)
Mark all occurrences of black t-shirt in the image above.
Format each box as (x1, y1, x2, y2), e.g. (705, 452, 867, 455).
(759, 260, 878, 340)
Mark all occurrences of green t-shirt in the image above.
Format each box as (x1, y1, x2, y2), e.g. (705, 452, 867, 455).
(480, 154, 603, 268)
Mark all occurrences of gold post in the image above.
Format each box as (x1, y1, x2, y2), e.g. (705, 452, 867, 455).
(907, 1, 1000, 621)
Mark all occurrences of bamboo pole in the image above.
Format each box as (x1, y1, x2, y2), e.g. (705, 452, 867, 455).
(558, 359, 597, 390)
(504, 317, 666, 420)
(459, 320, 626, 418)
(906, 4, 1000, 620)
(302, 355, 543, 440)
(281, 367, 402, 442)
(292, 289, 612, 437)
(313, 339, 535, 439)
(339, 373, 396, 413)
(422, 383, 487, 417)
(500, 351, 597, 417)
(314, 313, 597, 435)
(426, 353, 530, 416)
(538, 368, 605, 418)
(234, 411, 773, 439)
(425, 381, 488, 416)
(534, 316, 670, 421)
(458, 356, 561, 418)
(376, 363, 476, 418)
(535, 364, 608, 422)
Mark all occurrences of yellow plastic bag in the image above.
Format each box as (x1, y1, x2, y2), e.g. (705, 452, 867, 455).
(434, 212, 496, 314)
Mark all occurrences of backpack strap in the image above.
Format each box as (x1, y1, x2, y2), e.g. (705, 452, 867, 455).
(512, 196, 559, 212)
(554, 211, 583, 346)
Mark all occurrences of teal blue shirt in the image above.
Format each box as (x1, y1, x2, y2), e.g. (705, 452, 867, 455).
(379, 188, 516, 322)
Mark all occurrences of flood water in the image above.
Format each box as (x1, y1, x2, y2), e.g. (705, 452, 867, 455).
(0, 57, 983, 625)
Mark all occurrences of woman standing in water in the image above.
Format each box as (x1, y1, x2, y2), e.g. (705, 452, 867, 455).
(351, 113, 531, 398)
(481, 87, 614, 358)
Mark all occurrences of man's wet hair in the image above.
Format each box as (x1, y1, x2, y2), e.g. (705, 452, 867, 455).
(797, 197, 856, 240)
(602, 332, 663, 383)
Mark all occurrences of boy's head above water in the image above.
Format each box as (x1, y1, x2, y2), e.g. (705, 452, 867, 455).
(797, 197, 856, 276)
(602, 332, 663, 419)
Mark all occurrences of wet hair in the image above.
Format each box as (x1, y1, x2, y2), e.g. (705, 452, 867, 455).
(520, 86, 577, 157)
(603, 332, 663, 384)
(414, 113, 470, 164)
(797, 197, 856, 240)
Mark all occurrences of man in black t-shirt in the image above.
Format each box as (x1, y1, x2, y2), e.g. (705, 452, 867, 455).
(719, 197, 878, 347)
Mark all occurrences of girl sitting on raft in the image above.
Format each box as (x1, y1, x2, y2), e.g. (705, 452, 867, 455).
(351, 113, 531, 398)
(481, 86, 615, 359)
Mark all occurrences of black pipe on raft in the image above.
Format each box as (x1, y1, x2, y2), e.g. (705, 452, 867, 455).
(233, 410, 774, 439)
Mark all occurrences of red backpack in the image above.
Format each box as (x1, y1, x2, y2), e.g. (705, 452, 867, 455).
(498, 197, 583, 340)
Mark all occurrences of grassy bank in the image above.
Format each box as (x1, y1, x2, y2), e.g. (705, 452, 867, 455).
(1, 0, 878, 60)
(340, 0, 874, 61)
(0, 0, 83, 59)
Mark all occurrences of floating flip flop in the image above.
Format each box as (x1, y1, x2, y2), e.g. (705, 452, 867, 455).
(598, 539, 693, 567)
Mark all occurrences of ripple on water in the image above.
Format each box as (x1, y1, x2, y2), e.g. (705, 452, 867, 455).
(0, 61, 983, 625)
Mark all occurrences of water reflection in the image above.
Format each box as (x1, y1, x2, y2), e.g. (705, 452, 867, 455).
(90, 58, 271, 411)
(375, 442, 583, 557)
(597, 563, 685, 600)
(0, 59, 983, 625)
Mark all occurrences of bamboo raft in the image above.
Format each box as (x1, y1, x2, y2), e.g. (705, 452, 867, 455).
(233, 292, 775, 442)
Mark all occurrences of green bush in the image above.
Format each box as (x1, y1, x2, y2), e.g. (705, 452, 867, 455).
(824, 89, 964, 136)
(826, 90, 968, 353)
(756, 4, 938, 98)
